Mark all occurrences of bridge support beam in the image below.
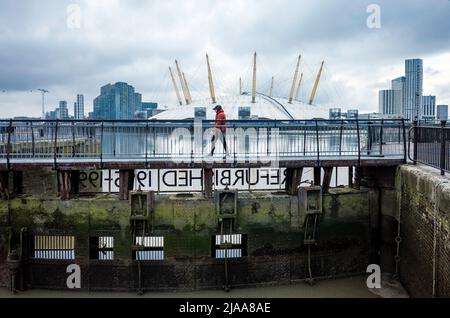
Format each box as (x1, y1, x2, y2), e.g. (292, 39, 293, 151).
(0, 171, 9, 200)
(203, 168, 213, 198)
(57, 170, 71, 200)
(348, 167, 354, 187)
(57, 170, 80, 200)
(354, 167, 363, 189)
(119, 170, 134, 200)
(322, 167, 333, 193)
(70, 171, 80, 197)
(313, 167, 321, 186)
(12, 171, 23, 196)
(285, 168, 303, 195)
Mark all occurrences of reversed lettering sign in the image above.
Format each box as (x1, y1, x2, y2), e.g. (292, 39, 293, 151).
(91, 168, 287, 193)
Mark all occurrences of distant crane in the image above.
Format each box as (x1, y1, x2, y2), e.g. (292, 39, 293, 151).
(36, 88, 49, 119)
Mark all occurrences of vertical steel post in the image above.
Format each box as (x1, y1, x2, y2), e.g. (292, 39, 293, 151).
(356, 119, 361, 167)
(379, 119, 384, 156)
(30, 121, 35, 158)
(72, 122, 76, 157)
(6, 119, 12, 171)
(303, 121, 307, 155)
(315, 120, 320, 167)
(402, 119, 407, 163)
(413, 119, 418, 164)
(53, 120, 59, 169)
(145, 122, 149, 168)
(339, 120, 343, 156)
(440, 120, 446, 175)
(100, 122, 104, 168)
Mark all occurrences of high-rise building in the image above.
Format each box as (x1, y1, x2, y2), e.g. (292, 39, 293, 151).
(404, 59, 423, 120)
(422, 95, 436, 121)
(329, 108, 342, 119)
(379, 90, 396, 115)
(437, 105, 449, 121)
(346, 109, 358, 119)
(74, 94, 84, 119)
(93, 82, 142, 119)
(58, 101, 69, 119)
(45, 110, 57, 120)
(391, 76, 405, 115)
(141, 102, 159, 118)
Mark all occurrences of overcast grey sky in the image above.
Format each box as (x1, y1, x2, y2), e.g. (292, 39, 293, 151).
(0, 0, 449, 118)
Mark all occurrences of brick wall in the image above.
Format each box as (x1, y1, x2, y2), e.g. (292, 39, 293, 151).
(396, 165, 450, 297)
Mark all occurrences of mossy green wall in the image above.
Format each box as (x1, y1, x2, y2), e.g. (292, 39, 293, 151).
(394, 165, 450, 297)
(0, 187, 375, 261)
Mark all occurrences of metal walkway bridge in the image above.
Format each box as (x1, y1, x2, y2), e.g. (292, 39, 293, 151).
(0, 119, 407, 171)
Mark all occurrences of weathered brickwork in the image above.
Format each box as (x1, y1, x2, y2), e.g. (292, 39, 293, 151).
(0, 180, 375, 292)
(396, 165, 450, 298)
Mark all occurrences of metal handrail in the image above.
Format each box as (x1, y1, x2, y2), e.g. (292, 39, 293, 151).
(408, 120, 449, 175)
(0, 119, 407, 166)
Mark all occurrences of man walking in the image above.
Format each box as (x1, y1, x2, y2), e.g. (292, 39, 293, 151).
(209, 105, 227, 156)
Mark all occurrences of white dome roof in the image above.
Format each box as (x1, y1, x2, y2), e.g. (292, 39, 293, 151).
(151, 93, 336, 120)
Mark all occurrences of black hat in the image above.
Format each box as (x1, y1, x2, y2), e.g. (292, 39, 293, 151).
(213, 105, 222, 110)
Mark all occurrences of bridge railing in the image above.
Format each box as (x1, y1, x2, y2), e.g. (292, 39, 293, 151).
(0, 119, 407, 166)
(409, 120, 450, 175)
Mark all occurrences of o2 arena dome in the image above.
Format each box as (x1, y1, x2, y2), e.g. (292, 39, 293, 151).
(150, 53, 347, 121)
(151, 92, 331, 120)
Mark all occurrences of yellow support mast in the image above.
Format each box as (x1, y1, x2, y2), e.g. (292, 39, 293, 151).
(288, 55, 301, 103)
(295, 72, 303, 100)
(169, 66, 183, 106)
(182, 72, 192, 104)
(252, 52, 257, 103)
(269, 76, 274, 97)
(206, 53, 216, 104)
(309, 61, 324, 105)
(175, 60, 190, 105)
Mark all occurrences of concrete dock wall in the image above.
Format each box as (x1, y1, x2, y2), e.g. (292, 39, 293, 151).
(0, 169, 377, 291)
(394, 165, 450, 298)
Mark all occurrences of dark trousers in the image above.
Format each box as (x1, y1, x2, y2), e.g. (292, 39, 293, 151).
(210, 130, 227, 155)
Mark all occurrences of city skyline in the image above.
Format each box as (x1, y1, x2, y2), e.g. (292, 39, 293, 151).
(378, 58, 446, 120)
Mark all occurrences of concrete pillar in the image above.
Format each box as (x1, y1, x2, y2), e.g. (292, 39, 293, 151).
(285, 168, 303, 195)
(0, 171, 9, 200)
(313, 167, 321, 186)
(322, 167, 333, 193)
(119, 170, 134, 200)
(58, 170, 81, 200)
(12, 171, 23, 196)
(203, 168, 213, 198)
(348, 166, 354, 187)
(70, 170, 80, 196)
(354, 167, 363, 189)
(57, 170, 71, 200)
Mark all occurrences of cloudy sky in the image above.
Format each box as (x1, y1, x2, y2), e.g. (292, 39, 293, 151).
(1, 0, 449, 118)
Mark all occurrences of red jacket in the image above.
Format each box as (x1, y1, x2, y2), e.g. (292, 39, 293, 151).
(215, 109, 226, 132)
